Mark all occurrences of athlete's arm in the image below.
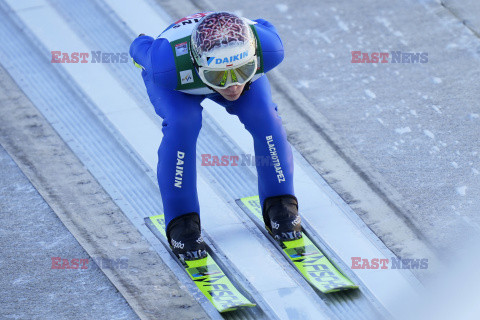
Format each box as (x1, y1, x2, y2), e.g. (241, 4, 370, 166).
(129, 35, 154, 70)
(129, 35, 178, 89)
(253, 19, 285, 73)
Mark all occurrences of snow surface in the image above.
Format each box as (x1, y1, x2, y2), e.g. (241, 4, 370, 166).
(3, 0, 480, 318)
(208, 0, 480, 253)
(0, 145, 138, 320)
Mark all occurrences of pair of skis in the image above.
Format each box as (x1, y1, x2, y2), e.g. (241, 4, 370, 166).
(144, 195, 358, 313)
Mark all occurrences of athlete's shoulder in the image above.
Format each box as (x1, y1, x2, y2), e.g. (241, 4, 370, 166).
(253, 19, 285, 73)
(150, 38, 177, 89)
(133, 12, 214, 92)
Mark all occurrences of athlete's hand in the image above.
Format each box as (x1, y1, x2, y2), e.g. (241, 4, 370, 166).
(132, 33, 146, 69)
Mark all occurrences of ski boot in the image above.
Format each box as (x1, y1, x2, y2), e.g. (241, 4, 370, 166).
(262, 194, 302, 242)
(166, 212, 207, 261)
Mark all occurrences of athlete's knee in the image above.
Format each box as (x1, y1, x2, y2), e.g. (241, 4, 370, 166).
(163, 108, 203, 135)
(239, 103, 281, 134)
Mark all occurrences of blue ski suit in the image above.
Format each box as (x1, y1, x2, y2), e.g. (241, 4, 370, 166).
(130, 15, 294, 227)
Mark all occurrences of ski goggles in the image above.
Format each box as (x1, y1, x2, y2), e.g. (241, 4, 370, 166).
(198, 58, 257, 90)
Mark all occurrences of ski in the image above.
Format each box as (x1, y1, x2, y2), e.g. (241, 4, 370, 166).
(236, 196, 358, 293)
(145, 214, 256, 313)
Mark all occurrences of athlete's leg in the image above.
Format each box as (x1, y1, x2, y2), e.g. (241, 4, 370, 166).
(143, 74, 204, 227)
(210, 75, 294, 210)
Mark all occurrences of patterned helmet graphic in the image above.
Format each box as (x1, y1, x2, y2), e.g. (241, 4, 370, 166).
(191, 12, 256, 70)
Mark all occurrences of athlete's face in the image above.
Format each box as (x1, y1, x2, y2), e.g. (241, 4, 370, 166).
(215, 84, 245, 101)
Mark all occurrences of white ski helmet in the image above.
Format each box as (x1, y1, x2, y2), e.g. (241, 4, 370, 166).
(190, 12, 258, 90)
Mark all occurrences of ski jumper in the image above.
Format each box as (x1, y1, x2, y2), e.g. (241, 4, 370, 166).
(130, 13, 295, 227)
